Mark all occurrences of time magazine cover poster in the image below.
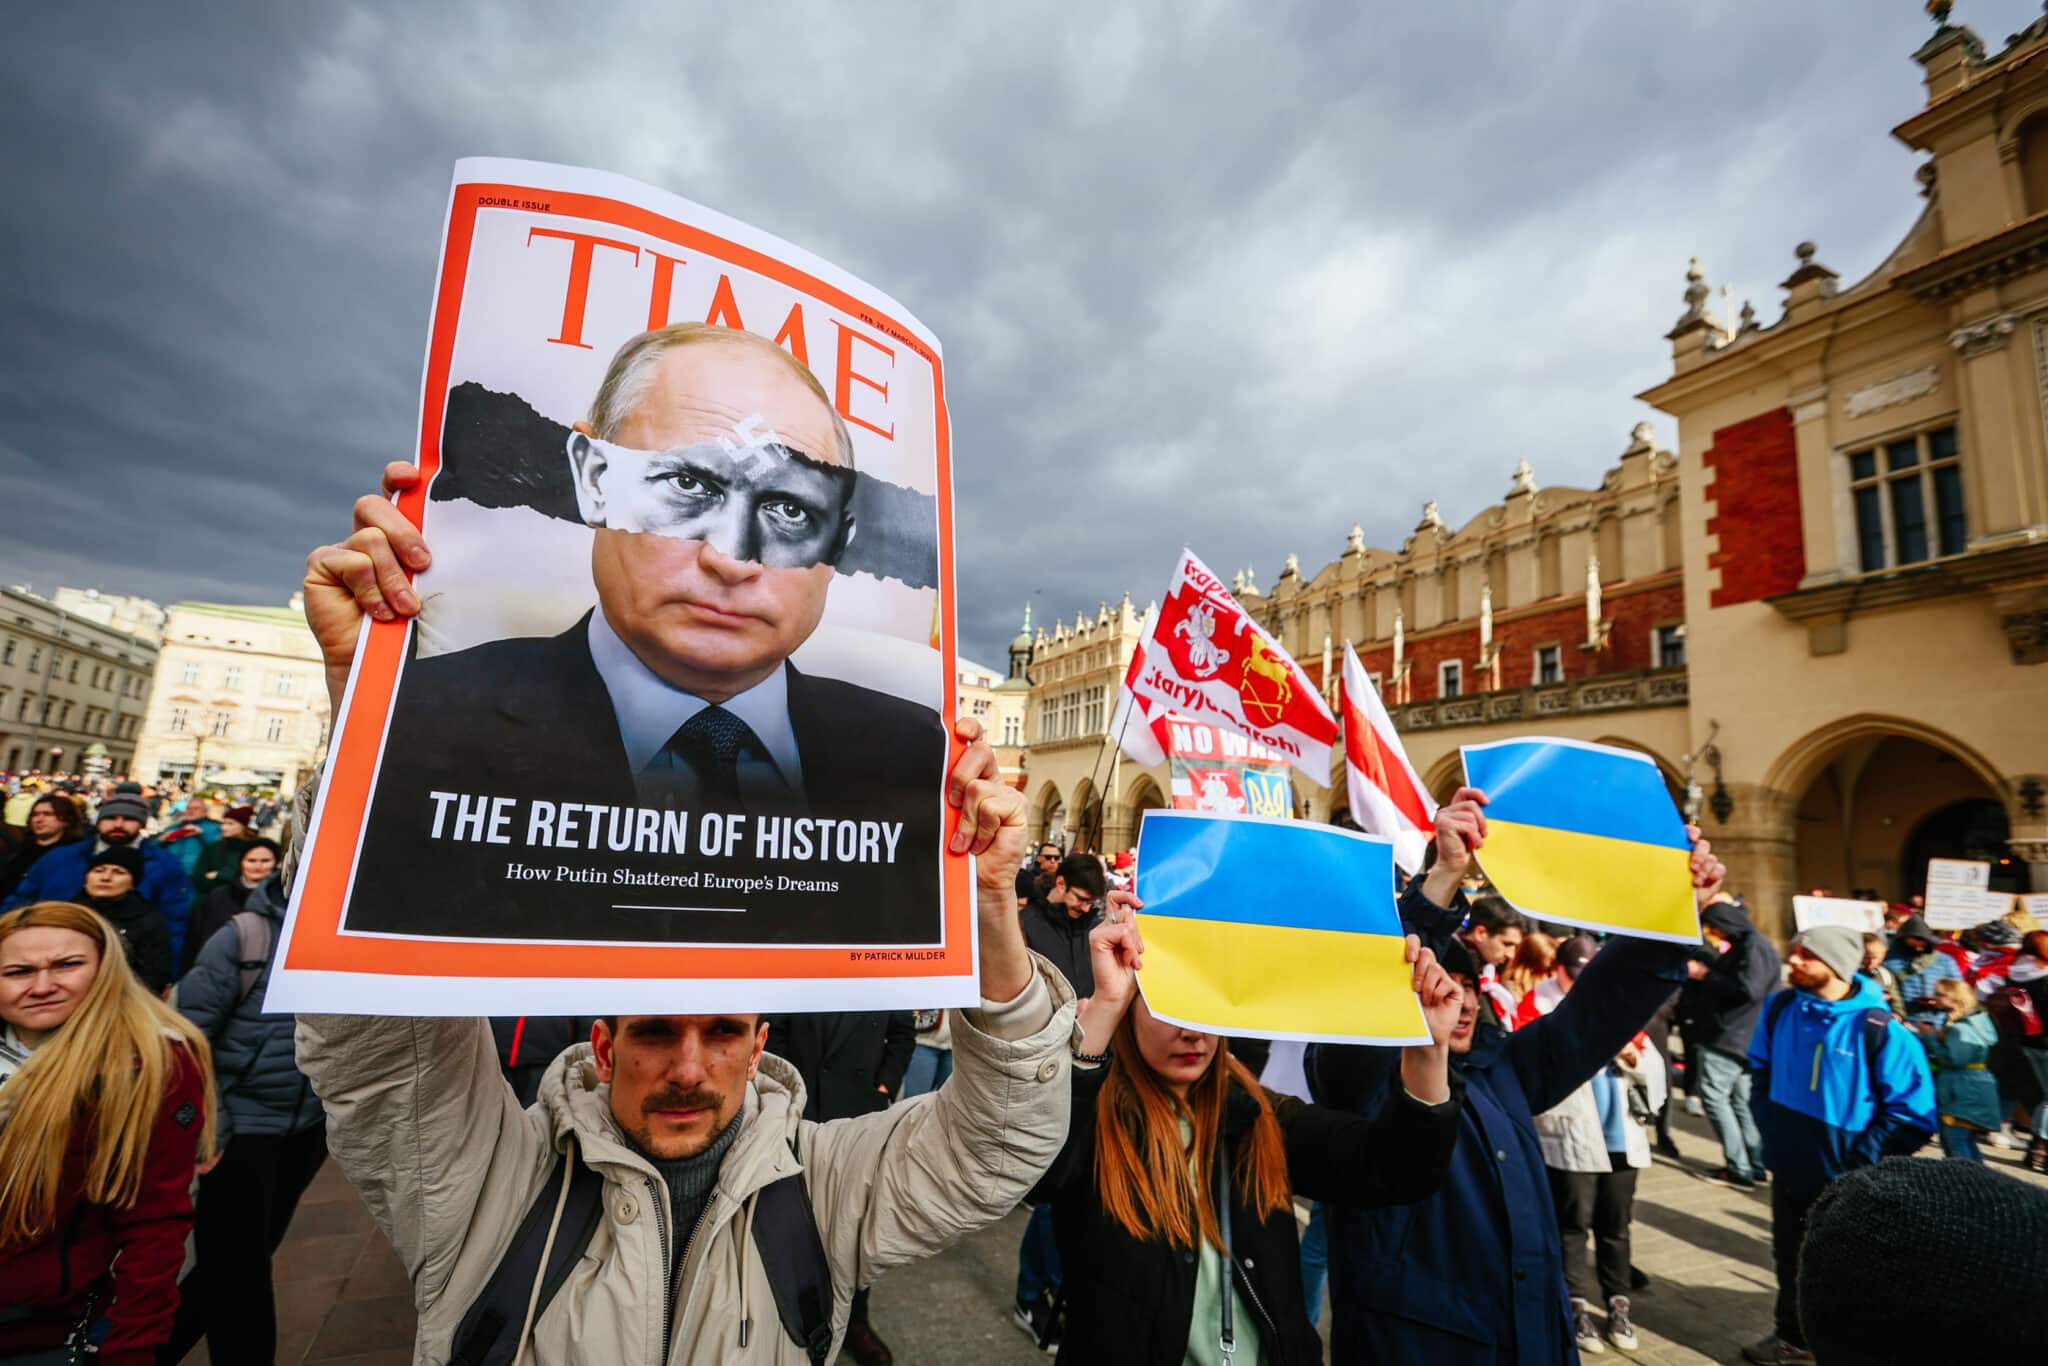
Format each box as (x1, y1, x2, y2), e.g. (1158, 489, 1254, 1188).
(270, 159, 968, 1015)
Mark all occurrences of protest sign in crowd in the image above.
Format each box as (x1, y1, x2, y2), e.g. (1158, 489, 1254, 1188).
(4, 158, 2046, 1366)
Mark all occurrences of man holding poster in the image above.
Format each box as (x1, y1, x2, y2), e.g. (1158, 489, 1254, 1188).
(295, 481, 1085, 1363)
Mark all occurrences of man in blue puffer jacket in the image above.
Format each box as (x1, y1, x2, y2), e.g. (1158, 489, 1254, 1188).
(1741, 924, 1934, 1366)
(3, 792, 194, 961)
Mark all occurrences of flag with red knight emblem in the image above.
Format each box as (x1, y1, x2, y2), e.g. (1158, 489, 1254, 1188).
(1341, 642, 1436, 873)
(1130, 550, 1337, 786)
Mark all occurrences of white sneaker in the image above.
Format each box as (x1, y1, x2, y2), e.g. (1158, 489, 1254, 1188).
(1992, 1125, 2020, 1151)
(1573, 1300, 1606, 1354)
(1685, 1096, 1705, 1117)
(1606, 1295, 1638, 1351)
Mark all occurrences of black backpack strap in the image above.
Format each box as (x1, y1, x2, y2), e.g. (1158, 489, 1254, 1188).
(752, 1138, 835, 1364)
(451, 1136, 607, 1366)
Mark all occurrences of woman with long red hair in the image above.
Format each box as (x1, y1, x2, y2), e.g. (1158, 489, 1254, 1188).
(1031, 907, 1464, 1365)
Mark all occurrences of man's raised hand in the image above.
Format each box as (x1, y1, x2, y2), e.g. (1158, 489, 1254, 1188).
(303, 461, 433, 712)
(1406, 934, 1463, 1049)
(1686, 825, 1727, 909)
(947, 717, 1026, 888)
(1420, 786, 1489, 908)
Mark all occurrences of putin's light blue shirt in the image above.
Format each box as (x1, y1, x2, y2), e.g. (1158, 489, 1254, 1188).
(587, 609, 806, 811)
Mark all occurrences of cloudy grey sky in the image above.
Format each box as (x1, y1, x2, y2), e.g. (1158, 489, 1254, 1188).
(3, 1, 2026, 664)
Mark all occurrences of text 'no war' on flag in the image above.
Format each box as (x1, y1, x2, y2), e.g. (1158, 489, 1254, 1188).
(1462, 737, 1701, 943)
(1133, 810, 1429, 1045)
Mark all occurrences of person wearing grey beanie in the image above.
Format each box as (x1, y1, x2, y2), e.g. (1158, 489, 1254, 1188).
(1798, 1157, 2048, 1363)
(1740, 931, 1937, 1365)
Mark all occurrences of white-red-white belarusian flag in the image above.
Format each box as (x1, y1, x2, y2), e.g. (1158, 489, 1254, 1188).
(1129, 550, 1337, 787)
(1111, 610, 1170, 769)
(1342, 642, 1436, 872)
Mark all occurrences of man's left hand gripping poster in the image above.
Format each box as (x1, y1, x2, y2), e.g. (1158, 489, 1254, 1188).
(271, 159, 970, 1016)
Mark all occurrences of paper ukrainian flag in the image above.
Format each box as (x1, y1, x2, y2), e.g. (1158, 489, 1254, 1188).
(1133, 810, 1429, 1044)
(1461, 738, 1701, 943)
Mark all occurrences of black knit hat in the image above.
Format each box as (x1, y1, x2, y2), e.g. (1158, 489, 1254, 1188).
(1799, 1157, 2048, 1363)
(85, 844, 145, 883)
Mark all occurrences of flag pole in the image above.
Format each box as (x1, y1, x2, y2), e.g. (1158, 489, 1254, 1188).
(1079, 697, 1138, 851)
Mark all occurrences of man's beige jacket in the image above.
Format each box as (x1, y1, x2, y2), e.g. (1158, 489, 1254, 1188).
(295, 964, 1076, 1365)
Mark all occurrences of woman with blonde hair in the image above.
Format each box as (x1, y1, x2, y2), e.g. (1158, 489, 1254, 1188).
(1921, 975, 2003, 1164)
(1030, 908, 1463, 1364)
(0, 901, 213, 1364)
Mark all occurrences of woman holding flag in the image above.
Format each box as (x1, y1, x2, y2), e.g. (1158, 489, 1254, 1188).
(1026, 904, 1467, 1365)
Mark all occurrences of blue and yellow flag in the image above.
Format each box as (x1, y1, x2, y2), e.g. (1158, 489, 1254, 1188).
(1461, 738, 1700, 943)
(1133, 811, 1429, 1044)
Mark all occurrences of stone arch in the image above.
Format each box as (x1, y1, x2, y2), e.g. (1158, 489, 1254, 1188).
(1762, 714, 2005, 804)
(1117, 774, 1170, 849)
(1422, 750, 1465, 806)
(1069, 776, 1102, 852)
(1763, 714, 2014, 908)
(1033, 781, 1065, 847)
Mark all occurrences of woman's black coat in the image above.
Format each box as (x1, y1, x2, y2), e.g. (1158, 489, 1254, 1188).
(1035, 1060, 1461, 1366)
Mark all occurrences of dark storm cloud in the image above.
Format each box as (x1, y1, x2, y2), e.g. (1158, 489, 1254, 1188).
(2, 1, 2017, 663)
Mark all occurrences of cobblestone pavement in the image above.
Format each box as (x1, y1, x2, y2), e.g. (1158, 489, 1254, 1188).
(187, 1106, 2047, 1364)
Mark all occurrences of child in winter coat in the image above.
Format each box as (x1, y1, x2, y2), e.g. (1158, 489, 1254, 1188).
(1921, 978, 2003, 1162)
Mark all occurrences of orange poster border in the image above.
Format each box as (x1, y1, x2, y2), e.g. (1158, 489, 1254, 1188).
(286, 180, 969, 981)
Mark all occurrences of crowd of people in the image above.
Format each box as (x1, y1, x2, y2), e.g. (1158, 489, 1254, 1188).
(1, 466, 2045, 1366)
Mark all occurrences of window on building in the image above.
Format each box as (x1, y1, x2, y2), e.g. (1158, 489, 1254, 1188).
(1655, 624, 1687, 669)
(1848, 425, 1964, 571)
(210, 711, 233, 737)
(224, 666, 243, 691)
(263, 714, 287, 742)
(26, 649, 39, 672)
(1083, 686, 1105, 735)
(16, 696, 29, 720)
(1438, 660, 1463, 698)
(1534, 645, 1562, 686)
(1368, 671, 1384, 697)
(1002, 715, 1022, 746)
(179, 661, 199, 686)
(169, 706, 189, 734)
(0, 638, 12, 665)
(66, 660, 77, 683)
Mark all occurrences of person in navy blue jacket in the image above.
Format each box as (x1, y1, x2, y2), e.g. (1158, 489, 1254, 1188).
(1309, 787, 1726, 1365)
(1739, 924, 1934, 1366)
(2, 792, 194, 965)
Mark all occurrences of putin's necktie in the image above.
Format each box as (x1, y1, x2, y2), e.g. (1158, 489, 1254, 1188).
(649, 705, 759, 811)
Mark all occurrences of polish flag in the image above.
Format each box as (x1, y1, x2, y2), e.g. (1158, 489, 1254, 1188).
(1111, 611, 1171, 768)
(1342, 642, 1436, 873)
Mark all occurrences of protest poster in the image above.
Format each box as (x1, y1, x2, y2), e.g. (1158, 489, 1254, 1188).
(1792, 896, 1886, 934)
(1163, 713, 1295, 818)
(1133, 810, 1428, 1044)
(273, 159, 965, 1015)
(1924, 857, 1996, 930)
(1461, 737, 1701, 943)
(2024, 893, 2048, 924)
(1130, 550, 1338, 786)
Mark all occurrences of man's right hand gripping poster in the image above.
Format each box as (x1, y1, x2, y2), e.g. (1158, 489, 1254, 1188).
(272, 159, 969, 1017)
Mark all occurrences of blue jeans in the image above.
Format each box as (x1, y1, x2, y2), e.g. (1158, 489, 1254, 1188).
(1298, 1202, 1327, 1327)
(1696, 1047, 1766, 1180)
(900, 1043, 953, 1098)
(1938, 1122, 1983, 1162)
(1016, 1201, 1061, 1306)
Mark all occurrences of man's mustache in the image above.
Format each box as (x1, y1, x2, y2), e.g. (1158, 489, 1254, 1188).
(643, 1085, 722, 1115)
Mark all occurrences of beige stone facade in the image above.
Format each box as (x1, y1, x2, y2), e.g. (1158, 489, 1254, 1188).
(1017, 19, 2048, 935)
(132, 598, 331, 796)
(957, 651, 1029, 788)
(0, 587, 159, 775)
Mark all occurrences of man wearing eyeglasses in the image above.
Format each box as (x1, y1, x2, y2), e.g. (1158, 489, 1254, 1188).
(1018, 853, 1107, 1001)
(327, 322, 944, 945)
